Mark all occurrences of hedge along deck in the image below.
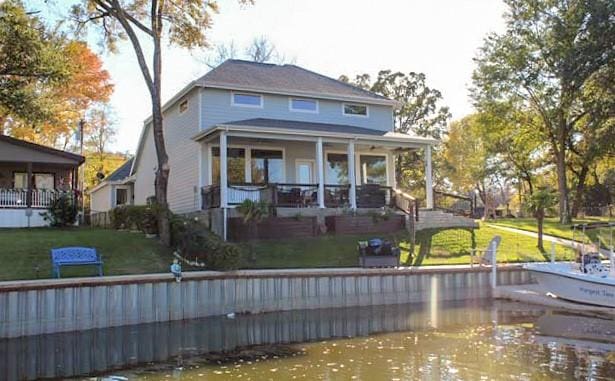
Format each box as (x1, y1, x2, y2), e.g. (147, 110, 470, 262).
(325, 215, 406, 235)
(0, 266, 534, 338)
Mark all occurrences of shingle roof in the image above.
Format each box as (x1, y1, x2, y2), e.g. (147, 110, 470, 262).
(0, 134, 85, 163)
(199, 60, 393, 104)
(106, 157, 134, 182)
(221, 118, 389, 136)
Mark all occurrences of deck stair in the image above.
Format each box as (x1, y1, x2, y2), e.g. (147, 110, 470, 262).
(416, 209, 477, 231)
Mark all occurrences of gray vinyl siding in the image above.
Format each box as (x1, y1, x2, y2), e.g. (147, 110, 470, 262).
(201, 88, 394, 132)
(134, 88, 201, 213)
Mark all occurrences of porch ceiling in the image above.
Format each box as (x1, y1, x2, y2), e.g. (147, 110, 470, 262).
(192, 118, 436, 149)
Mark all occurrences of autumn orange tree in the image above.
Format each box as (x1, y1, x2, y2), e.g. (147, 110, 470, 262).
(8, 41, 113, 149)
(71, 0, 252, 245)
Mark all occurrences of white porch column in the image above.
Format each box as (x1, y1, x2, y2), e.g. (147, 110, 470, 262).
(220, 131, 228, 208)
(425, 145, 433, 209)
(347, 140, 357, 210)
(316, 137, 325, 208)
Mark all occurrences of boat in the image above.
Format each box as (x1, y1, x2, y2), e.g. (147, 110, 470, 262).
(524, 222, 615, 308)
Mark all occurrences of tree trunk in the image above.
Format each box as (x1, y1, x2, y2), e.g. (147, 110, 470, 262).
(555, 138, 571, 224)
(571, 164, 589, 218)
(537, 215, 544, 252)
(151, 6, 171, 246)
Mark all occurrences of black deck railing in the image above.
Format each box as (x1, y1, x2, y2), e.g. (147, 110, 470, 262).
(433, 190, 475, 217)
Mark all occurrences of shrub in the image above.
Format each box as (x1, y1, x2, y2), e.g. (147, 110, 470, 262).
(41, 194, 77, 227)
(110, 205, 159, 234)
(171, 215, 242, 271)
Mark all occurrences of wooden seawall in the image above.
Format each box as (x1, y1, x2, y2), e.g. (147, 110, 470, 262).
(0, 266, 534, 339)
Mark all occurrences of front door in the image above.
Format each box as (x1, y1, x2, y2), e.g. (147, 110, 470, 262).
(296, 160, 314, 184)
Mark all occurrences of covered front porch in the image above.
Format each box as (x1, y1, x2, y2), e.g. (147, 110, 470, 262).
(0, 135, 84, 227)
(193, 119, 436, 238)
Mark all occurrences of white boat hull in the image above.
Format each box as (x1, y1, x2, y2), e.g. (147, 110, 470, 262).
(525, 263, 615, 308)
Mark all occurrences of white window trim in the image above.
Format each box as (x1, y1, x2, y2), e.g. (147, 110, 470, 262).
(288, 97, 319, 114)
(357, 152, 390, 186)
(324, 149, 390, 186)
(209, 143, 286, 185)
(231, 92, 264, 108)
(342, 103, 369, 118)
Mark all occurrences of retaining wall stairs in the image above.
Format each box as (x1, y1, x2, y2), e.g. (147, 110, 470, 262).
(415, 209, 478, 231)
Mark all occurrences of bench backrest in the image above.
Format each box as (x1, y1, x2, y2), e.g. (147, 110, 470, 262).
(481, 236, 501, 265)
(51, 247, 99, 264)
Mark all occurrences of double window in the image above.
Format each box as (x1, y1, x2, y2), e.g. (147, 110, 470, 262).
(325, 153, 387, 186)
(212, 147, 284, 184)
(13, 173, 55, 189)
(231, 93, 263, 108)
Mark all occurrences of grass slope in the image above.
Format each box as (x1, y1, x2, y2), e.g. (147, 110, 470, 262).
(489, 217, 614, 247)
(0, 227, 174, 281)
(244, 223, 575, 269)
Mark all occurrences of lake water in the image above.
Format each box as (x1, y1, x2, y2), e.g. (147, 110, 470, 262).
(2, 299, 614, 380)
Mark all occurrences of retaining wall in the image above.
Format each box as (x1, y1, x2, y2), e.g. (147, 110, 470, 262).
(0, 266, 534, 339)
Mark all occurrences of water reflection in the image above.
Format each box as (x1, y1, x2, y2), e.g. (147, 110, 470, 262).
(1, 300, 614, 380)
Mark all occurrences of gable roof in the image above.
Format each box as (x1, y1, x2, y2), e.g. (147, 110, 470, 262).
(197, 60, 396, 106)
(0, 134, 85, 164)
(106, 157, 134, 182)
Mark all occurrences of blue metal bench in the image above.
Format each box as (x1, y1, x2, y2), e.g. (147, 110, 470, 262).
(50, 247, 103, 278)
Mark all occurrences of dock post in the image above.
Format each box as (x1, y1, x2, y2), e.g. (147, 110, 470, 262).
(491, 240, 497, 289)
(550, 242, 555, 263)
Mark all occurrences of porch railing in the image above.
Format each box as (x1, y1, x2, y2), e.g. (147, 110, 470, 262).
(0, 189, 74, 209)
(324, 184, 350, 208)
(433, 190, 475, 217)
(391, 188, 419, 222)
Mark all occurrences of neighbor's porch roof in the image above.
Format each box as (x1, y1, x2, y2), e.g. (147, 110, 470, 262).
(191, 118, 437, 149)
(0, 135, 85, 166)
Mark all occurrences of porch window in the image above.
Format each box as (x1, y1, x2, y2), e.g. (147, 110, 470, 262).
(13, 173, 55, 189)
(13, 173, 27, 189)
(326, 153, 348, 185)
(360, 155, 387, 185)
(251, 149, 283, 184)
(212, 147, 246, 184)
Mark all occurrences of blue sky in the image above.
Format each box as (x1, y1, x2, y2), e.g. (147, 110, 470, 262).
(35, 0, 507, 153)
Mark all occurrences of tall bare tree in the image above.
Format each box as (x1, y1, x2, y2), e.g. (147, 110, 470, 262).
(71, 0, 251, 244)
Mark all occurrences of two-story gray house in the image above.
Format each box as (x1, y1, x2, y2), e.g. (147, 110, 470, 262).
(113, 60, 445, 238)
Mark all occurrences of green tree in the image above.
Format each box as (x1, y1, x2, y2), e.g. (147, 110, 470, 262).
(472, 0, 615, 223)
(340, 70, 450, 194)
(525, 188, 559, 252)
(0, 1, 68, 126)
(71, 0, 252, 245)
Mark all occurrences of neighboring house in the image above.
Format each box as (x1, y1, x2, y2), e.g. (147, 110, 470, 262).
(0, 135, 84, 228)
(129, 60, 441, 238)
(89, 157, 135, 216)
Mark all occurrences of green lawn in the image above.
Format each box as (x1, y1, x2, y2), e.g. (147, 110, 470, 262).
(0, 227, 174, 281)
(243, 223, 576, 269)
(489, 217, 614, 247)
(0, 222, 582, 282)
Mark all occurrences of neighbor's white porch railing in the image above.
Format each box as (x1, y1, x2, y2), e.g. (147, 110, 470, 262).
(0, 189, 73, 208)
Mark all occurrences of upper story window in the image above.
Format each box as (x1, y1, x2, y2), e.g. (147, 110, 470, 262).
(289, 98, 318, 113)
(343, 103, 368, 117)
(179, 99, 188, 113)
(231, 92, 263, 108)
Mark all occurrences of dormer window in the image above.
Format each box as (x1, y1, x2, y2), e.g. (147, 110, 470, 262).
(232, 92, 263, 108)
(289, 98, 318, 113)
(179, 99, 188, 113)
(343, 103, 368, 117)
